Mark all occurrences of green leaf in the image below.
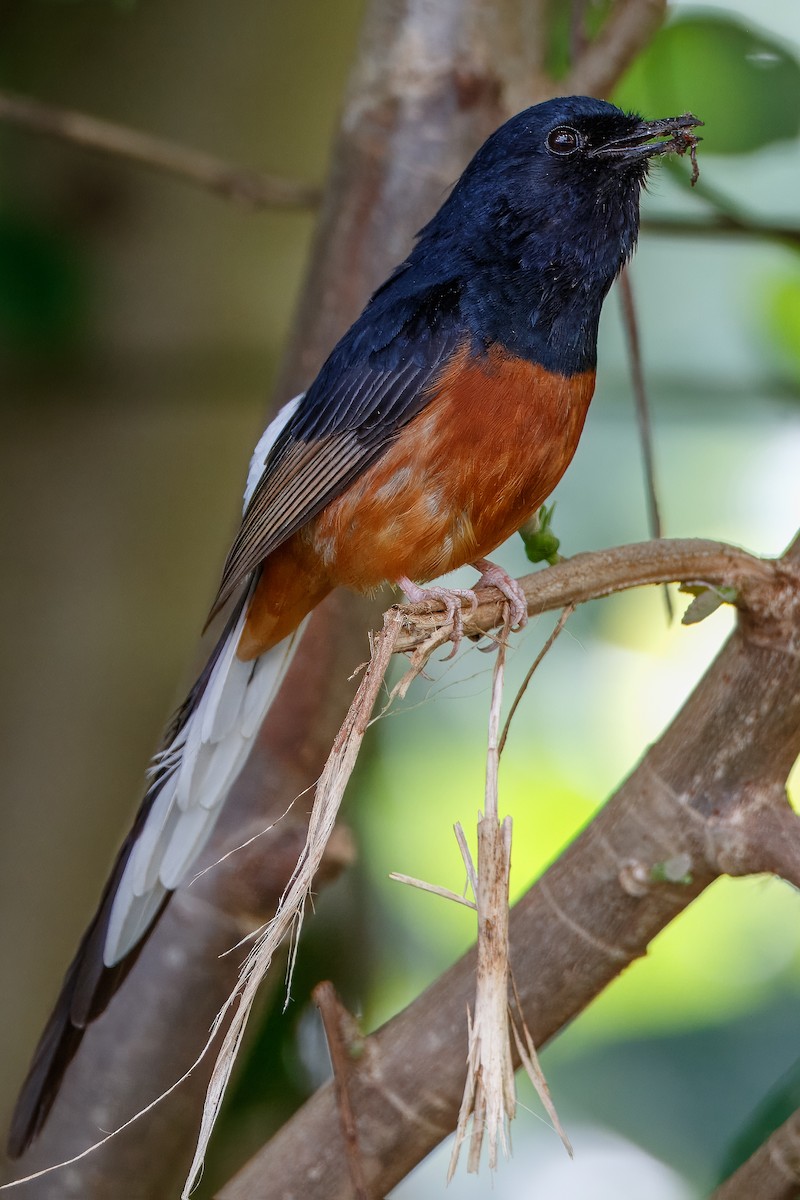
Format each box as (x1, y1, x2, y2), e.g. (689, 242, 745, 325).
(519, 503, 562, 565)
(614, 15, 800, 154)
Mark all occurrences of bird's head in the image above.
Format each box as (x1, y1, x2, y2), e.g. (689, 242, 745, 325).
(472, 96, 701, 189)
(450, 95, 702, 272)
(416, 96, 702, 371)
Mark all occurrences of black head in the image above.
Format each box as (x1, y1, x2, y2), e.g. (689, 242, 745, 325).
(458, 96, 699, 197)
(411, 96, 702, 372)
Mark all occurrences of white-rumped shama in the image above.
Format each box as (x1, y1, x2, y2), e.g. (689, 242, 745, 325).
(9, 95, 702, 1156)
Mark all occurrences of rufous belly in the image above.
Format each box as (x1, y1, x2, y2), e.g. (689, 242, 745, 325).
(238, 344, 595, 660)
(311, 345, 595, 587)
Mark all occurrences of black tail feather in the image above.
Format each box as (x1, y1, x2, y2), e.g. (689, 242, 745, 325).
(7, 588, 251, 1158)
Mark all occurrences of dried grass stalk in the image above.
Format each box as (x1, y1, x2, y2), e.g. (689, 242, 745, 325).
(181, 610, 403, 1196)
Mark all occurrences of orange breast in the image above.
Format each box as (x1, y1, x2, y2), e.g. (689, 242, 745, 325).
(239, 343, 595, 659)
(310, 343, 595, 591)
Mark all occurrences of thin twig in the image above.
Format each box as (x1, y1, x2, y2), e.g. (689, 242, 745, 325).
(642, 216, 800, 247)
(388, 873, 477, 909)
(619, 269, 662, 540)
(508, 974, 572, 1155)
(485, 614, 510, 826)
(681, 169, 800, 253)
(0, 88, 320, 210)
(527, 0, 555, 84)
(313, 983, 369, 1200)
(455, 822, 480, 901)
(182, 609, 404, 1197)
(570, 0, 590, 63)
(394, 538, 778, 653)
(618, 268, 673, 621)
(564, 0, 667, 98)
(498, 603, 575, 757)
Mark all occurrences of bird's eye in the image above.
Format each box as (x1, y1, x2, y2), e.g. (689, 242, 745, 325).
(546, 127, 582, 155)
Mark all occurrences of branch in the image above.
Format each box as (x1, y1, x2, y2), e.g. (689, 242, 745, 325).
(619, 273, 663, 540)
(0, 88, 320, 210)
(711, 1109, 800, 1199)
(618, 269, 672, 618)
(642, 216, 800, 247)
(564, 0, 667, 98)
(313, 984, 369, 1200)
(643, 164, 800, 248)
(393, 537, 780, 652)
(218, 535, 800, 1200)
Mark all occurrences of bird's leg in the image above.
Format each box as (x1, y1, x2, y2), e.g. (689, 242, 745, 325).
(470, 558, 528, 630)
(397, 575, 479, 656)
(397, 558, 527, 658)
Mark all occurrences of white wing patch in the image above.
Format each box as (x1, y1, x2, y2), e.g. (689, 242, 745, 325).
(103, 397, 308, 968)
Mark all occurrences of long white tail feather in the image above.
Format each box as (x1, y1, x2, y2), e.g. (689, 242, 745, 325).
(103, 614, 308, 968)
(241, 640, 296, 736)
(197, 631, 249, 746)
(196, 735, 249, 810)
(158, 802, 222, 890)
(129, 777, 179, 895)
(103, 393, 309, 968)
(107, 884, 169, 969)
(206, 659, 254, 744)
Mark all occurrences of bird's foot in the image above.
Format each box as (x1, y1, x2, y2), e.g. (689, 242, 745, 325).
(397, 561, 527, 658)
(397, 575, 479, 658)
(471, 558, 528, 631)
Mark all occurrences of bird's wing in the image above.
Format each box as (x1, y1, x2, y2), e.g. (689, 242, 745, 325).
(211, 289, 464, 614)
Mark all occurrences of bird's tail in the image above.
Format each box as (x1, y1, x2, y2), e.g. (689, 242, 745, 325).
(8, 584, 304, 1157)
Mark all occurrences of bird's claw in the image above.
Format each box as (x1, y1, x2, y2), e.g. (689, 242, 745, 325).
(471, 559, 528, 631)
(398, 561, 527, 658)
(398, 577, 479, 658)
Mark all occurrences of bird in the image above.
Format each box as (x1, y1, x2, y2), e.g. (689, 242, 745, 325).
(8, 95, 701, 1156)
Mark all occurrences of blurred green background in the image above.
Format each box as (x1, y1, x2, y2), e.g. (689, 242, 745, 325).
(1, 1, 799, 1196)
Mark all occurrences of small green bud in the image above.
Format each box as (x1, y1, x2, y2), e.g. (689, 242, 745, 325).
(519, 503, 562, 565)
(649, 853, 693, 885)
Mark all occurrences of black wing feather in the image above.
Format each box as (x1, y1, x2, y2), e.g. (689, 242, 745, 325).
(211, 279, 465, 613)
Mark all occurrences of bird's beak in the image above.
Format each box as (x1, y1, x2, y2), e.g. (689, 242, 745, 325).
(591, 113, 704, 161)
